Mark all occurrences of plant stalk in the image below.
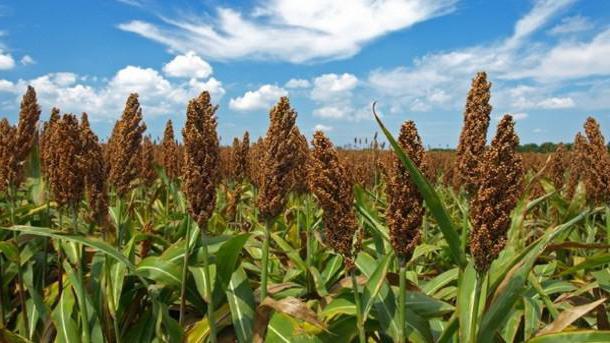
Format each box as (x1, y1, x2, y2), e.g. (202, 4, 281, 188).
(179, 215, 192, 326)
(201, 226, 217, 343)
(398, 262, 407, 343)
(468, 272, 484, 343)
(351, 268, 366, 343)
(260, 220, 272, 300)
(9, 187, 29, 338)
(73, 207, 91, 343)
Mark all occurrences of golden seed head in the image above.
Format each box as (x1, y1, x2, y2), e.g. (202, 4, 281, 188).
(454, 72, 492, 193)
(140, 136, 157, 187)
(162, 119, 182, 180)
(256, 96, 300, 221)
(182, 91, 220, 228)
(546, 143, 568, 191)
(581, 117, 610, 204)
(308, 131, 359, 269)
(47, 113, 85, 209)
(0, 118, 18, 193)
(385, 121, 427, 261)
(80, 113, 109, 227)
(289, 128, 310, 194)
(107, 93, 147, 197)
(14, 86, 41, 164)
(469, 114, 523, 273)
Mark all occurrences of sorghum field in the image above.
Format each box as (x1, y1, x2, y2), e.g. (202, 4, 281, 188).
(1, 72, 610, 343)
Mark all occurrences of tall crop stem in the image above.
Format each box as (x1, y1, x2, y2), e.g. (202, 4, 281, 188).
(179, 215, 192, 325)
(351, 268, 366, 343)
(201, 226, 217, 343)
(260, 219, 272, 300)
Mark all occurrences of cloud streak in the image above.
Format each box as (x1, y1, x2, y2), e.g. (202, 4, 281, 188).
(118, 0, 457, 63)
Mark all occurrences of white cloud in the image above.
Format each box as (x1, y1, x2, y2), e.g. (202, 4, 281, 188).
(229, 84, 287, 111)
(119, 0, 457, 63)
(311, 73, 358, 102)
(285, 78, 310, 89)
(537, 96, 575, 109)
(314, 124, 333, 132)
(0, 79, 13, 92)
(0, 62, 225, 121)
(313, 105, 350, 119)
(515, 28, 610, 81)
(20, 55, 35, 66)
(549, 15, 593, 35)
(163, 51, 213, 79)
(0, 50, 15, 69)
(364, 0, 605, 114)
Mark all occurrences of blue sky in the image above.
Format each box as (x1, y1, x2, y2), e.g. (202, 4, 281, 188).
(1, 0, 609, 147)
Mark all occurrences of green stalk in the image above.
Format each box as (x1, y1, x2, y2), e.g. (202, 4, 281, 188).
(179, 215, 192, 326)
(56, 211, 64, 303)
(116, 197, 123, 249)
(467, 272, 484, 343)
(201, 226, 217, 343)
(398, 261, 407, 343)
(73, 207, 91, 343)
(104, 256, 121, 343)
(0, 258, 5, 326)
(260, 219, 272, 300)
(9, 187, 29, 338)
(351, 268, 366, 343)
(304, 197, 313, 294)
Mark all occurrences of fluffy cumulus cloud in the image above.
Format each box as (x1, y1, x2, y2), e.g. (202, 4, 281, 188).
(0, 50, 15, 69)
(229, 84, 287, 111)
(163, 51, 213, 79)
(119, 0, 457, 63)
(311, 73, 358, 101)
(308, 73, 366, 121)
(0, 59, 225, 121)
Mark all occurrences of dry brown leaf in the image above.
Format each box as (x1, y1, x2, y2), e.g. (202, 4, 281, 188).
(536, 298, 607, 336)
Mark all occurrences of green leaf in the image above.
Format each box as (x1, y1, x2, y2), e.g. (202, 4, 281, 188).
(373, 108, 466, 268)
(405, 291, 454, 318)
(527, 331, 610, 343)
(52, 290, 81, 343)
(137, 256, 181, 287)
(458, 261, 482, 343)
(4, 225, 135, 271)
(215, 234, 251, 300)
(361, 253, 392, 319)
(226, 266, 255, 343)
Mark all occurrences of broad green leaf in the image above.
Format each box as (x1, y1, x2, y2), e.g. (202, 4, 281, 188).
(528, 330, 610, 342)
(137, 256, 181, 287)
(458, 261, 481, 343)
(226, 266, 255, 343)
(361, 253, 392, 319)
(214, 233, 251, 303)
(52, 290, 81, 343)
(3, 225, 135, 271)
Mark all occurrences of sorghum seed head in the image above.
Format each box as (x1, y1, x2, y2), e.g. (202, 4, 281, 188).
(469, 114, 523, 273)
(108, 93, 147, 197)
(162, 119, 181, 180)
(308, 131, 359, 269)
(385, 121, 427, 261)
(80, 113, 109, 227)
(47, 114, 85, 209)
(257, 96, 300, 221)
(454, 72, 492, 194)
(140, 136, 157, 187)
(182, 91, 220, 228)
